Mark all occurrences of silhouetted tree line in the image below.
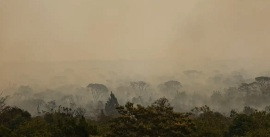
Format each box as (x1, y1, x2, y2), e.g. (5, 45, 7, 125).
(1, 93, 270, 137)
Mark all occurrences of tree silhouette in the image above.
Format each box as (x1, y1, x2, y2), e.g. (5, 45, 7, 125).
(159, 80, 182, 99)
(108, 98, 195, 137)
(105, 92, 119, 116)
(130, 81, 149, 96)
(87, 83, 109, 101)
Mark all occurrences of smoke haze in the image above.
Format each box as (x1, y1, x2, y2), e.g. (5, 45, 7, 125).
(1, 1, 270, 100)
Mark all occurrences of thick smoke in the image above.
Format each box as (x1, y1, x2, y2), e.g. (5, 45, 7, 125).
(1, 1, 270, 116)
(3, 66, 270, 117)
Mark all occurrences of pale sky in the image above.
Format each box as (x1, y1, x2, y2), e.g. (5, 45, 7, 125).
(0, 0, 270, 63)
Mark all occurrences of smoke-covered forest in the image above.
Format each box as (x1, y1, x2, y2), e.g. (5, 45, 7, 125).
(1, 74, 270, 136)
(2, 0, 270, 136)
(4, 76, 270, 116)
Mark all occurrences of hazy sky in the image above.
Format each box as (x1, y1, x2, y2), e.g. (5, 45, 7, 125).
(1, 0, 270, 63)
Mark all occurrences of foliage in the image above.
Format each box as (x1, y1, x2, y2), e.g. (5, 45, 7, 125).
(105, 92, 119, 116)
(227, 111, 270, 137)
(2, 95, 270, 137)
(42, 112, 94, 137)
(0, 106, 31, 130)
(0, 105, 97, 137)
(0, 125, 13, 137)
(14, 117, 51, 137)
(191, 106, 231, 137)
(108, 98, 196, 137)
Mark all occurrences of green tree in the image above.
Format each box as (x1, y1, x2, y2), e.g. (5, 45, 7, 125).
(228, 114, 253, 136)
(42, 106, 97, 137)
(0, 106, 31, 130)
(108, 98, 195, 137)
(191, 106, 231, 137)
(14, 117, 51, 137)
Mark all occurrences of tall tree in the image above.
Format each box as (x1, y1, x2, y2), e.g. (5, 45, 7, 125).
(105, 92, 119, 116)
(87, 83, 109, 101)
(159, 80, 182, 98)
(130, 81, 149, 96)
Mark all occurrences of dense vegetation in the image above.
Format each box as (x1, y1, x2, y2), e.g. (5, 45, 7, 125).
(1, 95, 270, 137)
(1, 76, 270, 136)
